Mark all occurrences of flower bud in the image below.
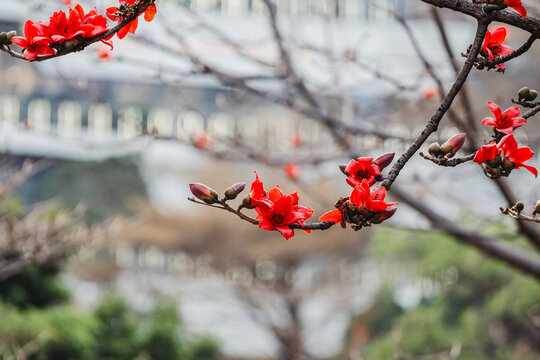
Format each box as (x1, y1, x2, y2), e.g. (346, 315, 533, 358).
(373, 152, 395, 170)
(372, 207, 397, 224)
(518, 87, 530, 101)
(439, 144, 452, 155)
(428, 142, 441, 156)
(0, 33, 7, 45)
(515, 201, 524, 212)
(527, 90, 538, 102)
(242, 195, 254, 209)
(502, 157, 515, 172)
(533, 200, 540, 216)
(224, 182, 246, 200)
(339, 164, 347, 174)
(189, 183, 219, 204)
(442, 133, 466, 156)
(5, 31, 15, 45)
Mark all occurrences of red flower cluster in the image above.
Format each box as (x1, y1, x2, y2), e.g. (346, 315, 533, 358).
(248, 172, 313, 240)
(106, 1, 157, 40)
(12, 5, 109, 61)
(319, 180, 397, 227)
(343, 153, 395, 187)
(318, 152, 397, 228)
(481, 101, 526, 134)
(482, 27, 513, 71)
(475, 100, 536, 178)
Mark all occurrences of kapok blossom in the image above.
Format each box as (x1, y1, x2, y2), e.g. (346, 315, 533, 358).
(343, 153, 394, 187)
(473, 142, 501, 164)
(11, 5, 111, 61)
(247, 171, 272, 210)
(503, 0, 527, 18)
(11, 21, 54, 61)
(499, 134, 538, 177)
(193, 132, 209, 150)
(482, 27, 513, 70)
(481, 101, 526, 134)
(106, 1, 157, 39)
(319, 180, 397, 227)
(253, 182, 313, 240)
(284, 163, 300, 181)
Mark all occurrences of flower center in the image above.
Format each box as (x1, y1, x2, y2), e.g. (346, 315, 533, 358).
(497, 115, 511, 129)
(356, 169, 370, 178)
(272, 214, 284, 224)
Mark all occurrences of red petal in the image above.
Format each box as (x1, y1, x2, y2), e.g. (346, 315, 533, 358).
(145, 4, 157, 22)
(490, 27, 507, 45)
(276, 226, 294, 240)
(502, 106, 520, 119)
(520, 164, 537, 177)
(511, 117, 527, 129)
(509, 147, 534, 164)
(487, 102, 501, 119)
(11, 36, 28, 48)
(258, 217, 276, 231)
(319, 209, 342, 224)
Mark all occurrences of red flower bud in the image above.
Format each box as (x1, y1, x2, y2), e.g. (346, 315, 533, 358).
(372, 207, 397, 224)
(225, 182, 246, 200)
(442, 133, 466, 156)
(189, 183, 219, 204)
(373, 153, 395, 170)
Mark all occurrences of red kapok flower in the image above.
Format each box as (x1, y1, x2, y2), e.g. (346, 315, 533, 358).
(11, 20, 55, 61)
(74, 5, 109, 38)
(344, 157, 381, 187)
(503, 0, 527, 18)
(97, 46, 112, 60)
(284, 163, 300, 181)
(352, 180, 398, 213)
(481, 101, 526, 134)
(256, 185, 313, 240)
(193, 132, 209, 150)
(482, 27, 513, 70)
(319, 180, 397, 225)
(48, 8, 85, 44)
(423, 87, 439, 99)
(500, 134, 537, 177)
(247, 171, 272, 210)
(107, 1, 157, 39)
(473, 142, 501, 164)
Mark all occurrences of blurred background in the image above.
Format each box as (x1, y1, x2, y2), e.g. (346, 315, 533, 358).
(1, 0, 540, 359)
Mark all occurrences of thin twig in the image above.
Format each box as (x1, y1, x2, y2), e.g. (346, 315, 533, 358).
(382, 18, 491, 190)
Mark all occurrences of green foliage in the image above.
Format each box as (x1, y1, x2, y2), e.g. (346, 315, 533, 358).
(0, 292, 221, 360)
(144, 300, 182, 360)
(361, 227, 540, 360)
(94, 294, 142, 360)
(185, 336, 221, 360)
(0, 302, 98, 360)
(0, 264, 69, 309)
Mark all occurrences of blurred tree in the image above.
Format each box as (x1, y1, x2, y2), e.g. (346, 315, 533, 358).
(94, 294, 143, 360)
(0, 263, 69, 309)
(347, 227, 540, 360)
